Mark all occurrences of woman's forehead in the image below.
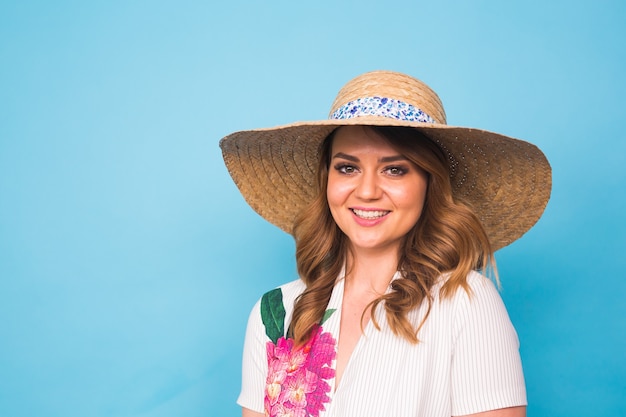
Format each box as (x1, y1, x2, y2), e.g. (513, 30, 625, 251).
(331, 126, 401, 156)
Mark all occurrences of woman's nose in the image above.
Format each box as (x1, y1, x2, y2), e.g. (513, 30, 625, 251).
(355, 171, 381, 200)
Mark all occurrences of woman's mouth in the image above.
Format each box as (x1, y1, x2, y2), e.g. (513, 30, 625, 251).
(351, 209, 390, 219)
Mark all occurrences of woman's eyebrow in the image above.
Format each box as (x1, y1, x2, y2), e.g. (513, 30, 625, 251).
(379, 155, 408, 163)
(332, 152, 359, 162)
(332, 153, 407, 163)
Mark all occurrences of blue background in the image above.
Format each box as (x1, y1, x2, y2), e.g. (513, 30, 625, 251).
(1, 1, 624, 416)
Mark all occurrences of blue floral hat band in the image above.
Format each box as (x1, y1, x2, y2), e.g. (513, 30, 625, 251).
(330, 96, 437, 124)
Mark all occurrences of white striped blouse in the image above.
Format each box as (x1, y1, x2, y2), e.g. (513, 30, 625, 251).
(238, 270, 526, 416)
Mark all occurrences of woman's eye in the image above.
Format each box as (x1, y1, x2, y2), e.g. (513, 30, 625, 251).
(385, 166, 406, 176)
(335, 164, 357, 174)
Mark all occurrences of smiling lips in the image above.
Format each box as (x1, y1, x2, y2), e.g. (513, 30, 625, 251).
(351, 208, 390, 220)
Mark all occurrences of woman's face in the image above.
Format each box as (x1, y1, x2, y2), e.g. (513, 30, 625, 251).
(326, 126, 428, 255)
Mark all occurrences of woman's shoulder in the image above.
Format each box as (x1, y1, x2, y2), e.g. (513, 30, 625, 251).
(465, 270, 498, 293)
(256, 278, 307, 311)
(445, 271, 512, 326)
(433, 270, 504, 316)
(245, 278, 306, 334)
(437, 270, 498, 297)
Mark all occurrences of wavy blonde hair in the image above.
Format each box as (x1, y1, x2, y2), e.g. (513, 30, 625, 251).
(289, 126, 494, 345)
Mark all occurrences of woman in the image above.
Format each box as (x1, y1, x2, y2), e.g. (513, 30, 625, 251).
(220, 71, 551, 417)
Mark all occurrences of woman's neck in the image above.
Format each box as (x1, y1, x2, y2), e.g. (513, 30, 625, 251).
(344, 245, 399, 295)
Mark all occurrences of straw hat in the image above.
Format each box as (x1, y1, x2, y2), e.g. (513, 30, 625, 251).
(219, 70, 551, 250)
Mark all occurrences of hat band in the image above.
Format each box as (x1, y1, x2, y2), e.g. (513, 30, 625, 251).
(330, 96, 437, 124)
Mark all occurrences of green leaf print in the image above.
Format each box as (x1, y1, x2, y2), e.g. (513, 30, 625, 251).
(321, 308, 336, 325)
(260, 288, 286, 344)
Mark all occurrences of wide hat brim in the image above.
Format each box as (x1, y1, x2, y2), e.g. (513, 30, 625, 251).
(220, 116, 552, 251)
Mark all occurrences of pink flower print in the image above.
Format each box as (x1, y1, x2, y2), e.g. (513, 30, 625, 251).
(284, 369, 318, 408)
(265, 324, 337, 417)
(285, 349, 308, 375)
(303, 326, 336, 416)
(307, 327, 336, 371)
(266, 367, 287, 406)
(269, 402, 306, 417)
(268, 337, 293, 364)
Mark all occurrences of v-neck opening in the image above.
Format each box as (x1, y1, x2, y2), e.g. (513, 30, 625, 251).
(333, 307, 375, 394)
(325, 272, 399, 396)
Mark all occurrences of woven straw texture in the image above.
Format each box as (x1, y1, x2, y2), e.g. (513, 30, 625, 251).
(220, 71, 551, 250)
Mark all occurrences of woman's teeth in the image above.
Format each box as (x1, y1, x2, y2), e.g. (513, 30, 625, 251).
(351, 209, 389, 219)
